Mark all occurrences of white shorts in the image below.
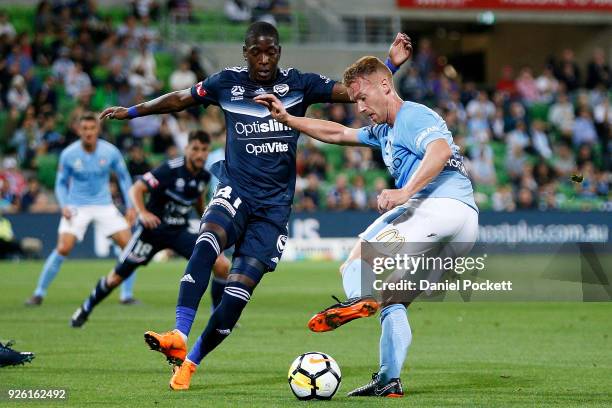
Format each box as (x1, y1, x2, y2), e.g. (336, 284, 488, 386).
(360, 197, 478, 255)
(58, 205, 129, 242)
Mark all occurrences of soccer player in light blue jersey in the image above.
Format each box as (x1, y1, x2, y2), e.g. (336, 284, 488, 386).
(26, 112, 137, 306)
(256, 56, 478, 397)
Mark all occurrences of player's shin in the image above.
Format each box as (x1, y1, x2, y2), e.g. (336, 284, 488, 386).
(175, 231, 223, 337)
(342, 258, 372, 299)
(378, 304, 412, 384)
(82, 276, 114, 313)
(186, 280, 254, 365)
(34, 249, 66, 297)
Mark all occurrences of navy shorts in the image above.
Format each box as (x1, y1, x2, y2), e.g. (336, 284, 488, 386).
(202, 182, 290, 272)
(114, 224, 197, 278)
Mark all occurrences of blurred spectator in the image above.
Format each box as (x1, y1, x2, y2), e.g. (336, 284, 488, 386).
(515, 67, 539, 105)
(506, 145, 527, 181)
(586, 48, 610, 89)
(506, 120, 530, 152)
(170, 60, 197, 91)
(572, 108, 598, 147)
(225, 0, 251, 23)
(548, 92, 574, 138)
(38, 112, 64, 154)
(64, 62, 92, 99)
(552, 143, 576, 176)
(187, 47, 207, 80)
(327, 174, 351, 210)
(11, 114, 39, 165)
(466, 91, 495, 121)
(0, 10, 16, 41)
(127, 144, 151, 177)
(20, 177, 57, 213)
(168, 0, 194, 23)
(531, 120, 552, 160)
(351, 175, 368, 210)
(132, 0, 160, 21)
(492, 185, 516, 211)
(496, 65, 516, 96)
(0, 175, 19, 213)
(470, 144, 496, 186)
(555, 49, 581, 92)
(535, 65, 559, 104)
(298, 173, 321, 212)
(516, 187, 537, 209)
(7, 75, 31, 112)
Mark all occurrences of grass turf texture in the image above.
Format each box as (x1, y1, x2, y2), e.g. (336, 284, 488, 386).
(1, 259, 611, 407)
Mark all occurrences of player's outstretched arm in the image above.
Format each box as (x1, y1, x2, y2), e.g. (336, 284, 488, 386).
(377, 139, 451, 212)
(254, 94, 362, 146)
(330, 33, 413, 103)
(129, 180, 161, 229)
(99, 88, 198, 121)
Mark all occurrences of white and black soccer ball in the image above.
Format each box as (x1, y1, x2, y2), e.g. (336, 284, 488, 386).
(288, 351, 341, 400)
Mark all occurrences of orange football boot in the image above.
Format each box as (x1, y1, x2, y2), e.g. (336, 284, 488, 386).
(144, 329, 187, 365)
(308, 296, 379, 332)
(170, 360, 197, 390)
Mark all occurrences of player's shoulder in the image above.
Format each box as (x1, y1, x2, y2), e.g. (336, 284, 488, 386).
(398, 101, 443, 128)
(280, 67, 332, 85)
(98, 138, 119, 151)
(60, 141, 82, 158)
(167, 156, 185, 170)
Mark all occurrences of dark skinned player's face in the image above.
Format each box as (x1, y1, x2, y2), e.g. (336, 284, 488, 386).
(243, 35, 281, 83)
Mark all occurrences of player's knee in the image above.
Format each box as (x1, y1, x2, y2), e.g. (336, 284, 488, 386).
(56, 242, 73, 256)
(213, 256, 231, 279)
(228, 256, 267, 288)
(197, 222, 228, 252)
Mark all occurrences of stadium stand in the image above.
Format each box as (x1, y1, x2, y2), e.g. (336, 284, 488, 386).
(0, 2, 609, 214)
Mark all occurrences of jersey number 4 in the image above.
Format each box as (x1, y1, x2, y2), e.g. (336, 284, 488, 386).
(215, 186, 242, 209)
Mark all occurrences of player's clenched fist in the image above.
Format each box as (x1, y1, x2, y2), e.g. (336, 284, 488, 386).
(388, 33, 413, 68)
(254, 94, 290, 124)
(100, 106, 129, 121)
(377, 188, 411, 213)
(138, 209, 161, 229)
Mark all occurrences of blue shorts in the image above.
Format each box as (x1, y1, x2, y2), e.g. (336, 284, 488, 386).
(114, 224, 196, 278)
(202, 182, 290, 272)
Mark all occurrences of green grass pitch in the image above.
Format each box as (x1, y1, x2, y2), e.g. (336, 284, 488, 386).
(1, 259, 611, 407)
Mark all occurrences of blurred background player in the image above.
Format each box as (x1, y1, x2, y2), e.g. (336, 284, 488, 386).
(25, 113, 137, 307)
(99, 22, 412, 390)
(71, 130, 230, 328)
(255, 55, 478, 397)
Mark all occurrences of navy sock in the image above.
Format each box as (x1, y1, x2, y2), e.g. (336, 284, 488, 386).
(210, 277, 226, 311)
(175, 231, 221, 336)
(187, 281, 253, 364)
(83, 277, 112, 313)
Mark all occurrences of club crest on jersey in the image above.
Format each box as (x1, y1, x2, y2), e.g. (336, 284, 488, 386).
(273, 83, 289, 97)
(231, 85, 245, 101)
(74, 158, 83, 171)
(195, 81, 207, 97)
(276, 235, 288, 252)
(99, 158, 107, 166)
(175, 178, 185, 191)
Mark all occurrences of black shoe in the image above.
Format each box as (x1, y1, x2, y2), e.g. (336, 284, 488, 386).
(347, 373, 404, 397)
(120, 297, 141, 305)
(24, 295, 43, 306)
(0, 341, 35, 367)
(71, 306, 89, 328)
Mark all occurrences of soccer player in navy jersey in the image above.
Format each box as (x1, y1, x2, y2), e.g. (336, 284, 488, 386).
(70, 131, 231, 329)
(100, 21, 412, 390)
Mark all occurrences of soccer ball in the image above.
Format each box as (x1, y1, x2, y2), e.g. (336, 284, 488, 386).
(288, 351, 341, 400)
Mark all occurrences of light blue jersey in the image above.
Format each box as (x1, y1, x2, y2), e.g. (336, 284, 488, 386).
(55, 139, 133, 208)
(357, 101, 477, 211)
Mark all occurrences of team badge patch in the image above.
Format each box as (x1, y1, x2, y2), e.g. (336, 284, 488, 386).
(277, 235, 288, 252)
(273, 84, 289, 97)
(195, 81, 207, 97)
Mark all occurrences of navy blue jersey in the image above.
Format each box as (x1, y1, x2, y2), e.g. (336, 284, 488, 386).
(140, 156, 211, 227)
(190, 67, 336, 206)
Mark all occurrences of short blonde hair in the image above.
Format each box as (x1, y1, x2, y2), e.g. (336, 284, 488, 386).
(343, 56, 392, 88)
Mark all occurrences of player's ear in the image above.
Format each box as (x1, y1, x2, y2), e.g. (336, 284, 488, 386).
(242, 45, 247, 61)
(277, 45, 282, 57)
(381, 77, 391, 95)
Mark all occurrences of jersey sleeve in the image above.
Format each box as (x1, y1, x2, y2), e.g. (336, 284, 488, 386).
(190, 71, 222, 107)
(141, 162, 173, 192)
(301, 72, 336, 105)
(357, 125, 386, 148)
(401, 112, 449, 158)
